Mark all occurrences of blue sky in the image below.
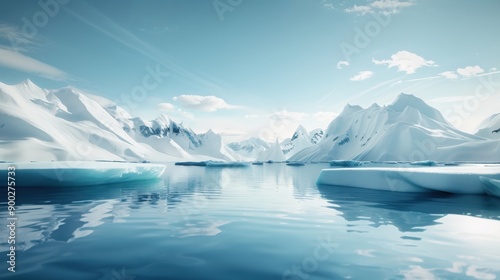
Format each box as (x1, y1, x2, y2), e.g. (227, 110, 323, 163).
(0, 0, 499, 142)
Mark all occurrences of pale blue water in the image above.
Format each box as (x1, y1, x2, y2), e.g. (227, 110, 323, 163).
(2, 163, 500, 280)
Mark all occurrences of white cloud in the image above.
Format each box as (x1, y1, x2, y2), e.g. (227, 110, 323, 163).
(490, 67, 497, 72)
(173, 95, 241, 112)
(271, 110, 308, 122)
(372, 51, 436, 74)
(345, 5, 372, 15)
(0, 48, 69, 81)
(355, 249, 375, 257)
(245, 114, 259, 119)
(345, 0, 414, 15)
(157, 102, 194, 119)
(312, 111, 338, 122)
(465, 265, 496, 280)
(439, 71, 458, 80)
(337, 60, 350, 69)
(401, 265, 436, 280)
(350, 71, 374, 81)
(157, 102, 175, 111)
(323, 3, 335, 10)
(457, 65, 484, 77)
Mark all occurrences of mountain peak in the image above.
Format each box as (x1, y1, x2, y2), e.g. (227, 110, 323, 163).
(340, 103, 363, 116)
(369, 103, 380, 109)
(294, 124, 308, 134)
(391, 93, 421, 106)
(21, 79, 35, 86)
(18, 79, 42, 91)
(389, 93, 448, 124)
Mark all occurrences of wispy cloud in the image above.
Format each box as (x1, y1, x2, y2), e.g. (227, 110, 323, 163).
(173, 95, 241, 112)
(323, 3, 335, 10)
(65, 4, 225, 93)
(350, 71, 374, 81)
(427, 96, 465, 104)
(0, 24, 33, 51)
(245, 114, 259, 119)
(271, 110, 308, 122)
(337, 60, 350, 69)
(345, 0, 415, 15)
(373, 51, 436, 74)
(312, 111, 337, 122)
(0, 47, 69, 81)
(0, 24, 68, 81)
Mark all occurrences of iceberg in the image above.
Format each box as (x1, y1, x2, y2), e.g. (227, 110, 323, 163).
(174, 161, 208, 166)
(0, 161, 166, 187)
(316, 164, 500, 195)
(286, 161, 306, 166)
(479, 177, 500, 198)
(409, 160, 437, 166)
(205, 161, 250, 168)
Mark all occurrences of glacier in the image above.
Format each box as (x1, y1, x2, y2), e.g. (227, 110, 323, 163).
(0, 161, 166, 187)
(290, 93, 500, 162)
(0, 80, 236, 162)
(316, 164, 500, 197)
(1, 80, 499, 164)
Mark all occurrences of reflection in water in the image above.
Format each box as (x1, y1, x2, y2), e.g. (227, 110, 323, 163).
(1, 163, 499, 280)
(317, 184, 500, 233)
(1, 165, 235, 251)
(316, 184, 500, 280)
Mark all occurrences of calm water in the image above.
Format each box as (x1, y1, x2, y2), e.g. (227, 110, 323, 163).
(2, 163, 500, 280)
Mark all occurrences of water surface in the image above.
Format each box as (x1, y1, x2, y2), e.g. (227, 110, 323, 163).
(1, 163, 500, 279)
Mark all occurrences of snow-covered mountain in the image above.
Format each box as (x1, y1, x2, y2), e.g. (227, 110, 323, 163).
(291, 93, 500, 162)
(227, 137, 270, 159)
(475, 113, 500, 139)
(228, 126, 325, 160)
(309, 128, 324, 144)
(281, 125, 324, 159)
(0, 80, 234, 162)
(257, 139, 286, 162)
(2, 80, 498, 163)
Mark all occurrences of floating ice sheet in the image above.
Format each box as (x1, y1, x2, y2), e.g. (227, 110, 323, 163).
(317, 164, 500, 196)
(0, 161, 166, 187)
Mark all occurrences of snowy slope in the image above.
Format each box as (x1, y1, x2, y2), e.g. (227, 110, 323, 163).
(0, 80, 152, 161)
(230, 126, 324, 161)
(117, 114, 236, 161)
(257, 139, 286, 162)
(309, 128, 324, 144)
(291, 93, 500, 162)
(227, 137, 270, 159)
(281, 125, 314, 159)
(0, 80, 233, 162)
(475, 113, 500, 139)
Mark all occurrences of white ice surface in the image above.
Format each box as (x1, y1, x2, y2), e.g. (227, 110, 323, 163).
(0, 161, 166, 187)
(317, 165, 500, 195)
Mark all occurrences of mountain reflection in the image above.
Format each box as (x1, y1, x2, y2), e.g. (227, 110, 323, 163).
(316, 184, 500, 233)
(2, 166, 233, 251)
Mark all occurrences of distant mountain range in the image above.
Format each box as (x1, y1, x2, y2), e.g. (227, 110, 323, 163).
(0, 80, 498, 162)
(290, 94, 500, 162)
